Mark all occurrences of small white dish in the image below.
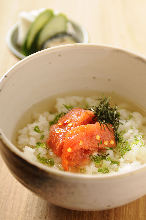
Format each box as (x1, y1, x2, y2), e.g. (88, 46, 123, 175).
(7, 21, 89, 59)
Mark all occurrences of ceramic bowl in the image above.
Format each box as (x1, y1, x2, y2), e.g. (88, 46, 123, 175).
(0, 44, 146, 211)
(7, 21, 89, 59)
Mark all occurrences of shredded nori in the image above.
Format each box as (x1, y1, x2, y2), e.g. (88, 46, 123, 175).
(89, 97, 120, 141)
(49, 97, 120, 143)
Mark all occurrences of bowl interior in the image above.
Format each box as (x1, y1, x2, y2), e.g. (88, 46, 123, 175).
(0, 45, 146, 142)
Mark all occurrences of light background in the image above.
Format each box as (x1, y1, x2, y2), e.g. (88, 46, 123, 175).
(0, 0, 146, 219)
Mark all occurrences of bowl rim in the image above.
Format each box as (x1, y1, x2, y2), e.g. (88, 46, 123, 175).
(6, 20, 89, 60)
(0, 43, 146, 180)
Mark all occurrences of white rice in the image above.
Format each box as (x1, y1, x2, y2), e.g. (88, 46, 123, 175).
(17, 96, 146, 175)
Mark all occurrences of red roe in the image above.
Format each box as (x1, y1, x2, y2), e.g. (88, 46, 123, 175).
(47, 108, 116, 171)
(62, 123, 116, 171)
(47, 108, 94, 156)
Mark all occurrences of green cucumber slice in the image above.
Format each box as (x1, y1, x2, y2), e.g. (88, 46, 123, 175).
(23, 9, 54, 55)
(37, 13, 68, 49)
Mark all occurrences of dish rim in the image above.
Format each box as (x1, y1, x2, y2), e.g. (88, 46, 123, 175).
(6, 20, 89, 60)
(0, 43, 146, 180)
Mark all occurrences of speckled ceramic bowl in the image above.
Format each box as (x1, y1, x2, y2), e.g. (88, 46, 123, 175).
(0, 44, 146, 211)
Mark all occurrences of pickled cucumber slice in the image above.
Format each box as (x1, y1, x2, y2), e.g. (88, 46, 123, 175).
(37, 14, 68, 49)
(23, 9, 54, 55)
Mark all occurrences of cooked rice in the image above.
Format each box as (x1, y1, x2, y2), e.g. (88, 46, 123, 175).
(17, 96, 146, 175)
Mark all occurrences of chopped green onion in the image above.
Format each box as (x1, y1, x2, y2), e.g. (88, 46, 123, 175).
(34, 125, 42, 133)
(63, 104, 73, 111)
(90, 154, 107, 164)
(49, 104, 74, 126)
(110, 160, 120, 165)
(84, 103, 90, 110)
(105, 147, 113, 150)
(106, 157, 120, 165)
(128, 114, 133, 120)
(35, 142, 46, 148)
(98, 167, 109, 173)
(40, 134, 45, 140)
(49, 112, 65, 126)
(91, 154, 120, 166)
(133, 135, 144, 147)
(37, 153, 54, 166)
(116, 132, 131, 157)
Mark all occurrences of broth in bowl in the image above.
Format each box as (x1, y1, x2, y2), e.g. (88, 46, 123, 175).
(15, 92, 146, 175)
